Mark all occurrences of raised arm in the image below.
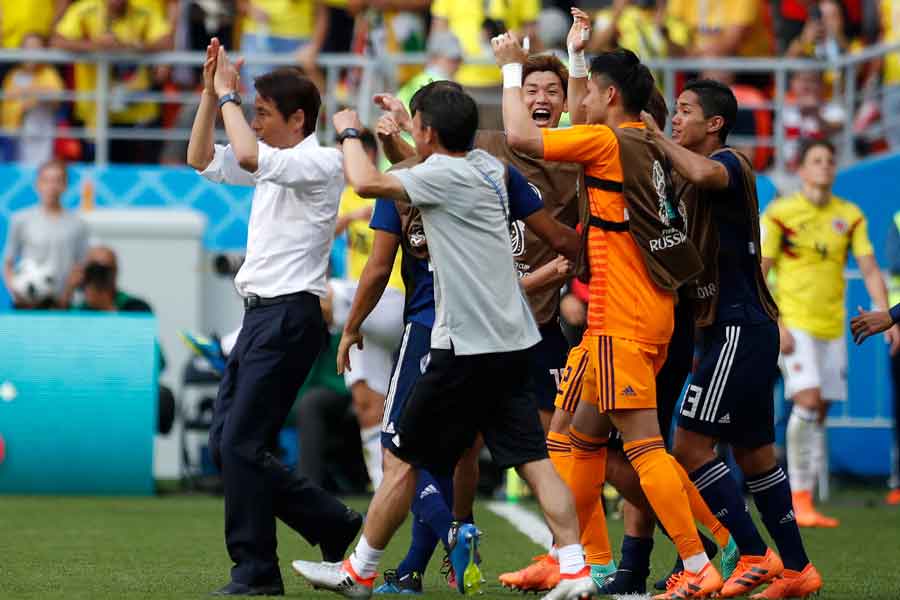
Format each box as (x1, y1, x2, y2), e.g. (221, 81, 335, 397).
(186, 39, 221, 171)
(213, 46, 257, 172)
(337, 229, 401, 373)
(641, 111, 730, 190)
(334, 109, 407, 200)
(492, 32, 544, 157)
(566, 7, 592, 125)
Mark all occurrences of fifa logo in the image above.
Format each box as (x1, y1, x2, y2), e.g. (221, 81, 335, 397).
(509, 220, 526, 257)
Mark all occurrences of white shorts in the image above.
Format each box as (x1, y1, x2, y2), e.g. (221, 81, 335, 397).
(779, 327, 847, 402)
(329, 279, 405, 397)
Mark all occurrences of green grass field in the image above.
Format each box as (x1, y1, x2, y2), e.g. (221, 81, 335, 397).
(1, 489, 898, 599)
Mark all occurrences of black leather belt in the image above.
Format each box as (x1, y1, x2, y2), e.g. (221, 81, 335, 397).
(243, 291, 309, 310)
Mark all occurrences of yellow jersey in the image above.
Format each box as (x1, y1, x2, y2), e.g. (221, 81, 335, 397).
(431, 0, 538, 87)
(339, 187, 404, 292)
(0, 0, 55, 48)
(242, 0, 315, 39)
(1, 65, 65, 129)
(55, 0, 171, 126)
(666, 0, 773, 57)
(761, 192, 874, 339)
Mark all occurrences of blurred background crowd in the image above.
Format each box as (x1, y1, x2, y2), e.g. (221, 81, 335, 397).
(0, 0, 899, 173)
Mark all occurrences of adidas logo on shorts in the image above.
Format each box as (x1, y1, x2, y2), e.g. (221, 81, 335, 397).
(780, 510, 796, 524)
(420, 484, 439, 499)
(717, 413, 731, 424)
(621, 385, 637, 397)
(384, 422, 396, 435)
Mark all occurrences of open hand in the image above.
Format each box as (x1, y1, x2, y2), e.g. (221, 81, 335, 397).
(213, 45, 245, 97)
(376, 114, 402, 139)
(203, 38, 220, 94)
(850, 305, 897, 349)
(641, 110, 663, 136)
(490, 31, 528, 67)
(567, 7, 592, 52)
(337, 329, 363, 374)
(373, 93, 412, 132)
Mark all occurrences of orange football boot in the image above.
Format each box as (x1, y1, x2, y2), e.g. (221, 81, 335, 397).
(750, 563, 823, 599)
(885, 489, 900, 505)
(652, 562, 723, 599)
(719, 549, 784, 598)
(498, 554, 560, 591)
(793, 490, 839, 528)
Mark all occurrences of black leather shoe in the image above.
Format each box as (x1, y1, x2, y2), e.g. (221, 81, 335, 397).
(320, 507, 364, 563)
(210, 581, 284, 596)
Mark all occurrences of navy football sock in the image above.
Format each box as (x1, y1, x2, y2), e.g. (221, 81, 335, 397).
(397, 518, 439, 577)
(398, 470, 454, 576)
(690, 459, 768, 557)
(619, 535, 653, 577)
(747, 466, 809, 571)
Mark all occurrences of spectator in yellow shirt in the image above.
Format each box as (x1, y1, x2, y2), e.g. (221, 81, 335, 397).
(431, 0, 539, 128)
(666, 0, 774, 58)
(1, 34, 65, 165)
(590, 0, 687, 58)
(238, 0, 328, 91)
(881, 0, 900, 149)
(0, 0, 61, 48)
(51, 0, 173, 163)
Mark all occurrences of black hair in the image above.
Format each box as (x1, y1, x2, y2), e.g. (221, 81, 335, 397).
(83, 262, 115, 292)
(645, 87, 668, 130)
(409, 80, 464, 118)
(683, 79, 738, 143)
(254, 68, 321, 137)
(797, 138, 836, 164)
(410, 82, 478, 152)
(588, 49, 654, 115)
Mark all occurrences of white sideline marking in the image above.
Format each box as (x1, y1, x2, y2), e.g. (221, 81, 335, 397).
(485, 501, 552, 548)
(485, 501, 651, 600)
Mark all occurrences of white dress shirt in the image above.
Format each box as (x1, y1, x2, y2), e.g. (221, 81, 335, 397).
(198, 134, 344, 298)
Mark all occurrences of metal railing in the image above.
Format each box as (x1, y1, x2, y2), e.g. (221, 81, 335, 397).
(0, 42, 898, 169)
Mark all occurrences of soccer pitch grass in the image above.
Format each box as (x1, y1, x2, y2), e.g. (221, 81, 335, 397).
(1, 490, 898, 599)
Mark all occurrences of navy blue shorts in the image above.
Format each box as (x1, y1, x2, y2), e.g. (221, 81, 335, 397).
(677, 320, 779, 449)
(529, 322, 570, 412)
(381, 321, 432, 453)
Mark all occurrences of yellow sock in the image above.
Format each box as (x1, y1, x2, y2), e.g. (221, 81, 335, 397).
(569, 427, 612, 565)
(623, 437, 703, 560)
(546, 431, 573, 481)
(668, 454, 731, 548)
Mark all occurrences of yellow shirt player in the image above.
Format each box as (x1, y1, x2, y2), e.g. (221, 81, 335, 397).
(761, 139, 899, 527)
(52, 0, 172, 128)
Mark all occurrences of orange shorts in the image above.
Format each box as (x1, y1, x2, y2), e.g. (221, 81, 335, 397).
(554, 334, 668, 413)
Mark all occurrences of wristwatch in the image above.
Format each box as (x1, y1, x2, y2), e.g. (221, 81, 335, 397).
(218, 92, 242, 109)
(337, 128, 362, 143)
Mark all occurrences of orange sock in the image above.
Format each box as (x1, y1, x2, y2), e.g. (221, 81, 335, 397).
(623, 437, 704, 560)
(568, 427, 612, 565)
(547, 430, 573, 481)
(668, 454, 731, 548)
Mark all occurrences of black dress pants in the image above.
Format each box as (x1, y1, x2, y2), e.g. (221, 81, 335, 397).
(208, 293, 353, 586)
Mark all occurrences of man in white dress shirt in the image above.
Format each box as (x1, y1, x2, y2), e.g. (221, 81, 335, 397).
(187, 38, 362, 596)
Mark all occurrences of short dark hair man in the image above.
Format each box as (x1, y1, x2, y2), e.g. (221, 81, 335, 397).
(293, 82, 594, 600)
(642, 79, 823, 599)
(186, 38, 362, 596)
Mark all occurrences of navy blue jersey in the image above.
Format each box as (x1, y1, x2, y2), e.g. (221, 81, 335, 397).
(708, 151, 770, 324)
(370, 164, 543, 329)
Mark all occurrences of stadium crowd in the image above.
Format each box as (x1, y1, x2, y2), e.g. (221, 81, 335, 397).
(1, 0, 900, 167)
